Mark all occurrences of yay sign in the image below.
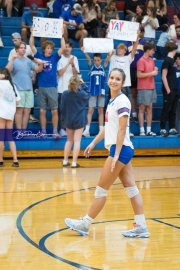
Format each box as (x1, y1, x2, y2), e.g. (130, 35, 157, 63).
(108, 20, 139, 41)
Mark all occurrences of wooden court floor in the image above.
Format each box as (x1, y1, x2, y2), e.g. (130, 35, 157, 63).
(0, 157, 180, 270)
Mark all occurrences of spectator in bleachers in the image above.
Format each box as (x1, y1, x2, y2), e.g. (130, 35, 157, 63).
(82, 0, 101, 33)
(21, 3, 45, 46)
(101, 1, 119, 32)
(141, 7, 159, 42)
(172, 26, 180, 53)
(131, 4, 146, 22)
(175, 53, 180, 133)
(53, 0, 74, 18)
(47, 0, 55, 18)
(13, 0, 25, 17)
(125, 31, 146, 122)
(6, 42, 44, 130)
(156, 24, 171, 60)
(61, 4, 88, 47)
(160, 42, 178, 136)
(0, 22, 3, 47)
(137, 42, 158, 136)
(81, 51, 106, 137)
(168, 14, 180, 39)
(57, 40, 79, 137)
(0, 68, 20, 167)
(30, 29, 65, 138)
(124, 0, 145, 21)
(61, 75, 91, 168)
(8, 32, 33, 61)
(148, 0, 168, 28)
(0, 0, 12, 17)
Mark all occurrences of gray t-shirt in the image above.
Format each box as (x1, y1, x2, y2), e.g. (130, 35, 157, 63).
(11, 57, 36, 90)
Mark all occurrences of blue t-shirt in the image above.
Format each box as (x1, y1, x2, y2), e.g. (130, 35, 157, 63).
(11, 58, 36, 90)
(35, 51, 61, 87)
(89, 65, 106, 96)
(176, 68, 180, 99)
(60, 9, 83, 29)
(53, 0, 74, 18)
(22, 11, 43, 26)
(125, 39, 146, 69)
(157, 32, 171, 47)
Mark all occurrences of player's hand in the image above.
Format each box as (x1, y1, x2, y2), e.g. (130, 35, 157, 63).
(84, 142, 95, 158)
(111, 154, 119, 172)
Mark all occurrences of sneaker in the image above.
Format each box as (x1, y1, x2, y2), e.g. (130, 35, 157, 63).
(0, 162, 5, 167)
(82, 130, 90, 137)
(160, 129, 168, 137)
(60, 129, 67, 137)
(131, 117, 138, 122)
(71, 163, 80, 168)
(169, 128, 178, 135)
(29, 115, 39, 122)
(140, 131, 146, 136)
(63, 162, 70, 167)
(130, 132, 134, 138)
(65, 217, 89, 236)
(12, 161, 19, 167)
(146, 131, 156, 136)
(0, 38, 4, 48)
(53, 132, 60, 139)
(122, 223, 150, 238)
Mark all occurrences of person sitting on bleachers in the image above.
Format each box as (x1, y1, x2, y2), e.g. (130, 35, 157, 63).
(29, 28, 65, 138)
(148, 0, 168, 28)
(124, 0, 145, 21)
(57, 39, 80, 137)
(156, 24, 171, 60)
(172, 26, 180, 53)
(168, 14, 180, 39)
(101, 1, 119, 32)
(8, 32, 33, 61)
(81, 0, 101, 33)
(61, 3, 88, 48)
(0, 0, 12, 17)
(131, 4, 146, 22)
(53, 0, 74, 18)
(21, 3, 45, 46)
(6, 42, 44, 130)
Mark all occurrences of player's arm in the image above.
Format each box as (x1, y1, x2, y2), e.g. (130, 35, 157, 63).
(162, 68, 171, 94)
(104, 50, 115, 68)
(29, 27, 37, 55)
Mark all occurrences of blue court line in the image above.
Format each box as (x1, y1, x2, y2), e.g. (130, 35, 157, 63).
(152, 218, 180, 229)
(16, 184, 180, 269)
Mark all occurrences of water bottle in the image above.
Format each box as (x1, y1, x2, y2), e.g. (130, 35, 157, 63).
(0, 9, 3, 18)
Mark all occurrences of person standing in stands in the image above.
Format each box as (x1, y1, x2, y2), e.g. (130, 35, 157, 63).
(61, 75, 91, 168)
(175, 53, 180, 133)
(156, 24, 171, 60)
(6, 42, 44, 130)
(64, 68, 150, 239)
(21, 3, 45, 46)
(61, 4, 88, 48)
(30, 28, 65, 138)
(160, 42, 179, 136)
(57, 39, 79, 137)
(53, 0, 74, 18)
(137, 42, 158, 136)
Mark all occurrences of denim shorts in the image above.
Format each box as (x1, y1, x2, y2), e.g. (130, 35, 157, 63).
(109, 145, 134, 165)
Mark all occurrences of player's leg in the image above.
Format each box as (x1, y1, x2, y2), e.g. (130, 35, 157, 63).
(6, 120, 18, 165)
(119, 162, 150, 238)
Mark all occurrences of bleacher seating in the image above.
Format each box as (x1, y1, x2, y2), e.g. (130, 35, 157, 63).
(0, 6, 180, 154)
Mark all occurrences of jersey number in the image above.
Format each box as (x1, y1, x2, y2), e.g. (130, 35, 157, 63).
(95, 76, 99, 85)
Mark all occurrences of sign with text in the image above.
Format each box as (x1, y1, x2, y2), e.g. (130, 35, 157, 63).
(33, 17, 63, 38)
(83, 38, 114, 53)
(108, 20, 139, 41)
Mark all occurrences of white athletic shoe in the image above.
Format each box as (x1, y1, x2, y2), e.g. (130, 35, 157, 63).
(122, 223, 150, 238)
(65, 217, 89, 236)
(82, 130, 90, 137)
(60, 129, 67, 137)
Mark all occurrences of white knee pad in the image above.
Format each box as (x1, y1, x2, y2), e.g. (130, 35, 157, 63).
(94, 186, 108, 198)
(125, 186, 139, 198)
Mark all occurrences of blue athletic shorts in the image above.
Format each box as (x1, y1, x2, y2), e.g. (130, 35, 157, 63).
(109, 145, 134, 165)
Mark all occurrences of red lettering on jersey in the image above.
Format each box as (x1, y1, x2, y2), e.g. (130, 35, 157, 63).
(105, 111, 108, 122)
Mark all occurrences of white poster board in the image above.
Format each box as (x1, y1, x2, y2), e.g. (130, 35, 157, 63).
(83, 38, 114, 53)
(108, 20, 139, 41)
(33, 17, 63, 38)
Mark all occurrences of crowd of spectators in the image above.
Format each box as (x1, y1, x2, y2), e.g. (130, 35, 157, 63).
(0, 0, 180, 147)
